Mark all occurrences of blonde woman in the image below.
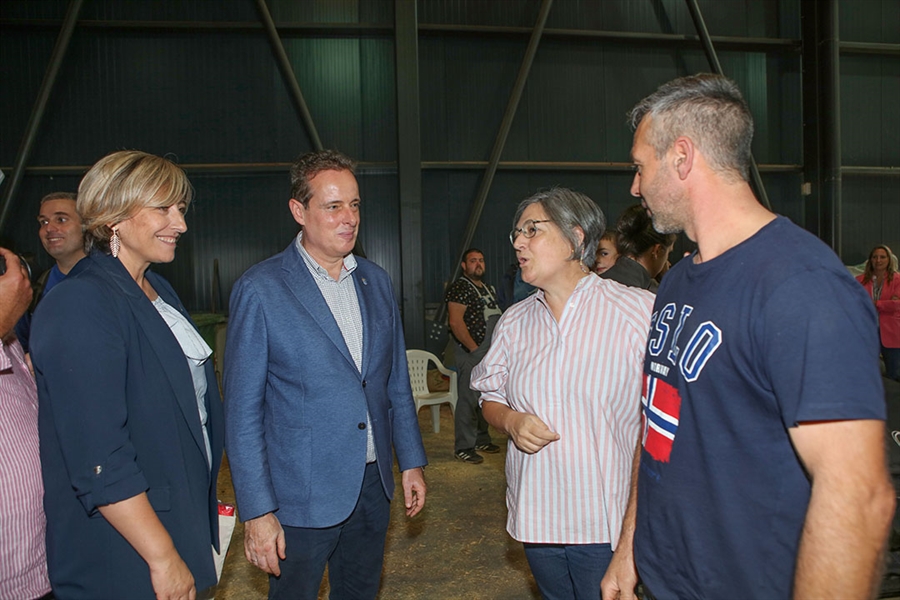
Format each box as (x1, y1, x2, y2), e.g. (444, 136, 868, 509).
(31, 150, 223, 599)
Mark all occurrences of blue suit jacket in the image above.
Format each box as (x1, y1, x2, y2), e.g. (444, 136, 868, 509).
(31, 252, 224, 599)
(224, 242, 427, 528)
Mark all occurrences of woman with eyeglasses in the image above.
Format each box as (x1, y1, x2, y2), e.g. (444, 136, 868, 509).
(471, 187, 654, 600)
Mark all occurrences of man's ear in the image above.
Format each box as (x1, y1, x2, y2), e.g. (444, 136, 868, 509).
(672, 136, 694, 180)
(289, 199, 305, 226)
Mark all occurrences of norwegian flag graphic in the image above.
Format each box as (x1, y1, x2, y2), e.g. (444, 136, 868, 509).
(641, 374, 681, 463)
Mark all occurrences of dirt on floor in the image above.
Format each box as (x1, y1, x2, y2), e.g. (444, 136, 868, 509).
(214, 405, 539, 600)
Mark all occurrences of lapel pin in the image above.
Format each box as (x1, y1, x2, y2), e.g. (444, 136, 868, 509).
(361, 277, 368, 286)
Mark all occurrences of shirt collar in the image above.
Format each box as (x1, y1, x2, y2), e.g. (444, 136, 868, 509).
(534, 272, 594, 307)
(294, 232, 358, 282)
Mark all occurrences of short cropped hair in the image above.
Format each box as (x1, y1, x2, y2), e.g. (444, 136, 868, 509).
(462, 248, 483, 263)
(290, 149, 356, 208)
(78, 150, 193, 254)
(512, 187, 606, 269)
(629, 73, 754, 182)
(40, 191, 77, 205)
(615, 204, 677, 259)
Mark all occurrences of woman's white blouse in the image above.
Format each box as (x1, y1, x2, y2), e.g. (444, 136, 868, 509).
(151, 296, 213, 470)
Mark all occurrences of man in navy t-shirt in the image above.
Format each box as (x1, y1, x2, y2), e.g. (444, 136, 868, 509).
(601, 74, 894, 599)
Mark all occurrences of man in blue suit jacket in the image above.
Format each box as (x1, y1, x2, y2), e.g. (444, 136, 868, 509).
(224, 150, 427, 599)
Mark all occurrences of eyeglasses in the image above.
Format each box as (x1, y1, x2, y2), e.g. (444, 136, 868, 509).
(509, 219, 551, 245)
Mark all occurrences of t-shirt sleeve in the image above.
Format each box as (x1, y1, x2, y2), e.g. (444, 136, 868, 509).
(760, 268, 885, 427)
(444, 279, 470, 305)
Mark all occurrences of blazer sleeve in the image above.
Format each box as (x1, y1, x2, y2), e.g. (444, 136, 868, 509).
(31, 278, 149, 514)
(223, 275, 278, 521)
(385, 282, 428, 472)
(876, 277, 900, 315)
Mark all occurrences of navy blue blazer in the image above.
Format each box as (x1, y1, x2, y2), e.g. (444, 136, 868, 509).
(224, 243, 427, 528)
(31, 252, 224, 599)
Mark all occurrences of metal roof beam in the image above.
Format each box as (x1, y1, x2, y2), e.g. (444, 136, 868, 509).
(433, 0, 554, 328)
(0, 0, 83, 236)
(254, 0, 323, 152)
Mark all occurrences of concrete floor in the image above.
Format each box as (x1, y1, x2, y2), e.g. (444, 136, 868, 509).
(213, 405, 539, 599)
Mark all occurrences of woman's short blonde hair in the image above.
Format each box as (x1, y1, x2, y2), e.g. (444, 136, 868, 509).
(78, 150, 193, 254)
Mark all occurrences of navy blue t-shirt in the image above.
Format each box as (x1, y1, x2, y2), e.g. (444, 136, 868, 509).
(14, 264, 66, 353)
(634, 216, 885, 598)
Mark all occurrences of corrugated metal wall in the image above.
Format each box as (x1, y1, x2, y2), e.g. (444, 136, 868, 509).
(1, 0, 897, 343)
(417, 0, 806, 304)
(838, 0, 900, 263)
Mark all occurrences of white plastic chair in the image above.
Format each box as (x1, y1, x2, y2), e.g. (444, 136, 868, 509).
(406, 349, 457, 433)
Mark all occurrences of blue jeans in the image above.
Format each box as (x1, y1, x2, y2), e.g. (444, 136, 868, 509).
(883, 345, 900, 382)
(268, 463, 390, 600)
(523, 543, 613, 600)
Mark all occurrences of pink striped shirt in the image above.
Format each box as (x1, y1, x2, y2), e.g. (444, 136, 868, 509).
(472, 275, 652, 547)
(0, 334, 51, 600)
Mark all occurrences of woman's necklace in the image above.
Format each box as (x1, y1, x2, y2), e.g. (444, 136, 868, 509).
(873, 273, 884, 302)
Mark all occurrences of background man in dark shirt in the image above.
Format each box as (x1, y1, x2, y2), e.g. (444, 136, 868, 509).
(445, 248, 502, 464)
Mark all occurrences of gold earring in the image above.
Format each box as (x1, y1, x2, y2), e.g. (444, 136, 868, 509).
(110, 227, 121, 258)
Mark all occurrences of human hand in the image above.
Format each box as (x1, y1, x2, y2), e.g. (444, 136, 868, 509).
(244, 512, 286, 576)
(402, 467, 427, 517)
(505, 412, 559, 454)
(600, 545, 638, 600)
(0, 247, 32, 336)
(148, 552, 196, 600)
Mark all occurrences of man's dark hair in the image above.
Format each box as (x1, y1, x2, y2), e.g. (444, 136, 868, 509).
(290, 150, 356, 207)
(462, 248, 483, 263)
(40, 191, 77, 205)
(615, 204, 677, 258)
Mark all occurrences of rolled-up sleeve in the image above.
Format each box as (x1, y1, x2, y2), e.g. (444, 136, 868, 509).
(32, 279, 148, 515)
(471, 314, 511, 408)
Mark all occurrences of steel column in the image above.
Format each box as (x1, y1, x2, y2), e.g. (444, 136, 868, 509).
(684, 0, 771, 211)
(0, 0, 83, 235)
(800, 0, 823, 236)
(254, 0, 323, 151)
(395, 0, 425, 348)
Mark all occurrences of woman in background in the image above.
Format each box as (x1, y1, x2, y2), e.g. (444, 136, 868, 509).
(472, 187, 653, 600)
(857, 244, 900, 381)
(600, 204, 675, 293)
(31, 150, 223, 599)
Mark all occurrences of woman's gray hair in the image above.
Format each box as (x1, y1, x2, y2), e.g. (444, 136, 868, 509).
(512, 187, 606, 269)
(629, 73, 753, 183)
